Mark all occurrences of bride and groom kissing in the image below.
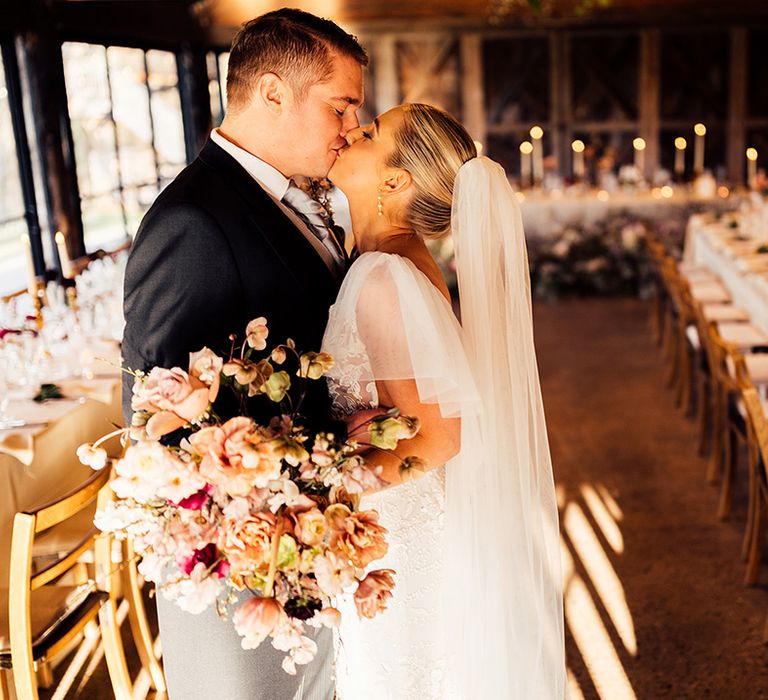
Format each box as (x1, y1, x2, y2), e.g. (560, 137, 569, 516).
(121, 7, 565, 699)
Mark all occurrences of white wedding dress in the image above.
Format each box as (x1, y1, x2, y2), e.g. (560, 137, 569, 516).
(321, 158, 566, 700)
(322, 251, 471, 699)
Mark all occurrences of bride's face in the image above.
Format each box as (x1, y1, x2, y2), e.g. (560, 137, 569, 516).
(328, 106, 405, 217)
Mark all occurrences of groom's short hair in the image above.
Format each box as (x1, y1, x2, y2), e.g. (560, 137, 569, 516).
(226, 8, 368, 111)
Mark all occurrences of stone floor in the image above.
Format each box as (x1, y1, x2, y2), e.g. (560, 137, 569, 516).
(33, 297, 768, 698)
(536, 297, 768, 699)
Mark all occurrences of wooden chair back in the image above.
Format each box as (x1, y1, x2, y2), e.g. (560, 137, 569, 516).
(5, 468, 115, 699)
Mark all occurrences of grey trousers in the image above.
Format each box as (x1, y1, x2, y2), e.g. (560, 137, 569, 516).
(156, 592, 335, 700)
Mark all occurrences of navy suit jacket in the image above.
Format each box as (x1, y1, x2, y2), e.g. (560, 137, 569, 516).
(122, 138, 342, 430)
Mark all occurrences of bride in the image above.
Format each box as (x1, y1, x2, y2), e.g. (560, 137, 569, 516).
(321, 103, 566, 699)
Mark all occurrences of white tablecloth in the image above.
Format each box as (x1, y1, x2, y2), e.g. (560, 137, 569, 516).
(520, 190, 731, 240)
(0, 374, 123, 590)
(684, 215, 768, 334)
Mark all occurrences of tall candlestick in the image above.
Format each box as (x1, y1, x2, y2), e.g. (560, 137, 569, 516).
(530, 125, 544, 185)
(674, 137, 686, 178)
(55, 231, 74, 279)
(693, 123, 706, 175)
(571, 139, 585, 180)
(747, 147, 758, 190)
(519, 141, 533, 189)
(633, 137, 646, 177)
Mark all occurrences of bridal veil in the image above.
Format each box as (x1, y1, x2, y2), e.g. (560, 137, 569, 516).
(445, 156, 566, 698)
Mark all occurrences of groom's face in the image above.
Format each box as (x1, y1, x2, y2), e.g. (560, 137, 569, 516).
(284, 53, 363, 178)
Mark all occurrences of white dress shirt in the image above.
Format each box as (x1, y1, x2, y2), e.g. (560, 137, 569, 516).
(209, 128, 337, 273)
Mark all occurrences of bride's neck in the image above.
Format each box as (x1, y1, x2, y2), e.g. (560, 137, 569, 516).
(353, 216, 416, 254)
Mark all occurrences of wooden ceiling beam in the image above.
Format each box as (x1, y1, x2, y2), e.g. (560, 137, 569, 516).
(50, 0, 208, 49)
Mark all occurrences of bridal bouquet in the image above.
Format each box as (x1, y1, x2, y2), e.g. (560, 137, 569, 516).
(79, 318, 421, 674)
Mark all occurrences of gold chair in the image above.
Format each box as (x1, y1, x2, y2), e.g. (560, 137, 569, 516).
(699, 322, 765, 519)
(739, 384, 768, 644)
(0, 468, 134, 699)
(644, 232, 671, 347)
(95, 483, 167, 697)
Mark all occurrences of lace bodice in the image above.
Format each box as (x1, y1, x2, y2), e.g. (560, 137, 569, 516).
(322, 295, 379, 418)
(320, 252, 460, 699)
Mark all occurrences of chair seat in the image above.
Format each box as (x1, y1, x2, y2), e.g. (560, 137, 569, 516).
(702, 304, 750, 323)
(690, 281, 731, 304)
(718, 322, 768, 351)
(0, 585, 107, 668)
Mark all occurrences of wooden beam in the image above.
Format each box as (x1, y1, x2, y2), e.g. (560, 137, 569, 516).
(373, 35, 399, 114)
(51, 0, 206, 50)
(17, 19, 86, 261)
(459, 33, 486, 145)
(177, 46, 213, 162)
(549, 30, 569, 176)
(727, 27, 747, 186)
(638, 29, 660, 180)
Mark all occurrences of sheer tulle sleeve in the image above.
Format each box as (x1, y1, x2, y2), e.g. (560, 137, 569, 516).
(327, 252, 479, 419)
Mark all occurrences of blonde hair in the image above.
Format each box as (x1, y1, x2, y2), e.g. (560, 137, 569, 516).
(386, 104, 477, 240)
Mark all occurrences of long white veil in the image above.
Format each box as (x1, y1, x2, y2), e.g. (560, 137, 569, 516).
(445, 156, 566, 698)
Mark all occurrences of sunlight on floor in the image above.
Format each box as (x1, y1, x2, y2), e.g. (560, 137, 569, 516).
(562, 482, 637, 700)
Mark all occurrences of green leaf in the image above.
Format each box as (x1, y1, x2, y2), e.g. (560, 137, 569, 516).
(33, 383, 63, 403)
(369, 417, 402, 450)
(277, 534, 299, 569)
(264, 371, 290, 402)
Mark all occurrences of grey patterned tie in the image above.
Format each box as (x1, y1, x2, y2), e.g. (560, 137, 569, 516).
(282, 181, 346, 273)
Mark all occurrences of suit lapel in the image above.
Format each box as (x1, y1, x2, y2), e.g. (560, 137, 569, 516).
(198, 139, 339, 295)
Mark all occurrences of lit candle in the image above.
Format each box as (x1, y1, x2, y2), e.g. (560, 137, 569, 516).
(530, 125, 544, 185)
(633, 137, 646, 177)
(55, 231, 74, 279)
(693, 123, 706, 175)
(21, 234, 37, 297)
(519, 140, 533, 189)
(747, 147, 758, 190)
(571, 139, 585, 180)
(674, 137, 687, 178)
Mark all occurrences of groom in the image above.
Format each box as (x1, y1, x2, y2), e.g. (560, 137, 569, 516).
(121, 9, 366, 699)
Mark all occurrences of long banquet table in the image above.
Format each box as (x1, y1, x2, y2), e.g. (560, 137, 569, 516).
(0, 364, 123, 591)
(684, 213, 768, 335)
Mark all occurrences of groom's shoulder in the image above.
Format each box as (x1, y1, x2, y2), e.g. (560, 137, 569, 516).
(134, 155, 230, 239)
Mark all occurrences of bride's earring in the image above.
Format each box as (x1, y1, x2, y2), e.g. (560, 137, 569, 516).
(377, 194, 384, 217)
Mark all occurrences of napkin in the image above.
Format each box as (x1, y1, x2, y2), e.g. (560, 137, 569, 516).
(0, 399, 80, 466)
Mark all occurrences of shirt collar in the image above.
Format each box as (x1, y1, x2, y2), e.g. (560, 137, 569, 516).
(210, 128, 291, 201)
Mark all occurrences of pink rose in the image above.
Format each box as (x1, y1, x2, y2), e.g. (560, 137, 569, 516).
(131, 366, 211, 439)
(313, 550, 356, 596)
(233, 596, 284, 649)
(353, 569, 396, 619)
(330, 509, 389, 568)
(219, 512, 276, 575)
(172, 483, 213, 510)
(341, 460, 386, 494)
(188, 347, 223, 403)
(177, 543, 230, 578)
(190, 417, 281, 496)
(294, 509, 327, 546)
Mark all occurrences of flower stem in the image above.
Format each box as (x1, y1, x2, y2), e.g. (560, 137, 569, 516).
(92, 427, 129, 450)
(264, 509, 284, 598)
